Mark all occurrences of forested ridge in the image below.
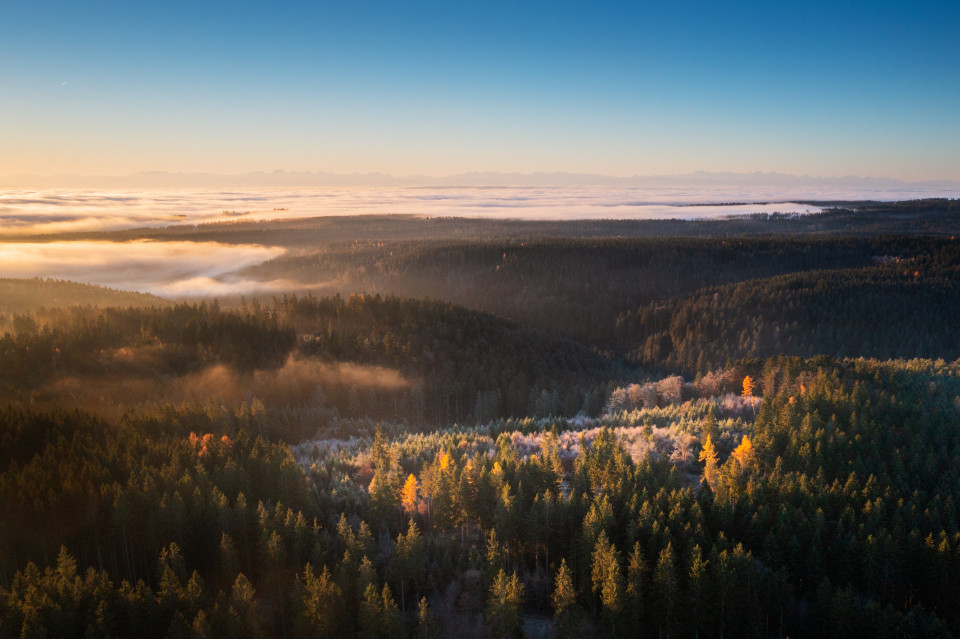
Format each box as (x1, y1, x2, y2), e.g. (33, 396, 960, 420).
(617, 260, 960, 374)
(250, 234, 958, 347)
(0, 296, 621, 438)
(3, 202, 960, 637)
(0, 278, 164, 317)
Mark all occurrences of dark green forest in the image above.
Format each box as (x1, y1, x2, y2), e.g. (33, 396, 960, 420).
(617, 258, 960, 373)
(2, 200, 960, 638)
(247, 234, 959, 347)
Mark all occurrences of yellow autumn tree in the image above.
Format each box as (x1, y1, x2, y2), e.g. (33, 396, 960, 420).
(401, 474, 420, 515)
(721, 436, 758, 509)
(742, 375, 755, 397)
(730, 436, 756, 472)
(698, 434, 719, 490)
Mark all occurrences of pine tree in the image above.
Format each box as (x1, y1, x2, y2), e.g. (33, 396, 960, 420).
(356, 582, 401, 639)
(552, 559, 579, 639)
(485, 528, 505, 584)
(357, 582, 384, 639)
(591, 531, 624, 636)
(486, 570, 524, 639)
(626, 541, 648, 636)
(300, 564, 343, 639)
(687, 544, 708, 639)
(415, 597, 441, 639)
(653, 542, 679, 638)
(703, 407, 720, 447)
(368, 427, 401, 534)
(392, 519, 422, 611)
(379, 584, 403, 638)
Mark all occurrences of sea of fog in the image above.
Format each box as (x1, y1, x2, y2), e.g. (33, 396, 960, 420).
(0, 184, 957, 297)
(0, 184, 869, 234)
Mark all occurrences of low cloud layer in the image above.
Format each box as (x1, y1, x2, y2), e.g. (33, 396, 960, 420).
(0, 186, 858, 236)
(3, 184, 960, 237)
(0, 240, 286, 297)
(2, 185, 956, 298)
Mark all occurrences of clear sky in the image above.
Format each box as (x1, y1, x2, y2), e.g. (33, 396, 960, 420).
(1, 0, 958, 181)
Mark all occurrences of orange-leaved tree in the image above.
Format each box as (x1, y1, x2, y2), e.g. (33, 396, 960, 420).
(699, 434, 720, 490)
(730, 436, 756, 473)
(401, 474, 421, 516)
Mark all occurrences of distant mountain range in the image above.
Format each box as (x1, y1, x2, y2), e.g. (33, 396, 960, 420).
(1, 169, 958, 189)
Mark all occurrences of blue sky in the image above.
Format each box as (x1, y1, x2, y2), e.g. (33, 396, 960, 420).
(1, 0, 958, 180)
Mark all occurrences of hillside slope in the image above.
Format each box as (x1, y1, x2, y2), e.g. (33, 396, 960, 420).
(617, 261, 960, 373)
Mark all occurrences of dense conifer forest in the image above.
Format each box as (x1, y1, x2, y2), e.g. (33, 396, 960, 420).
(2, 201, 960, 637)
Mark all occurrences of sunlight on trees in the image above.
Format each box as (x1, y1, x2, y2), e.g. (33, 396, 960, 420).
(742, 375, 755, 397)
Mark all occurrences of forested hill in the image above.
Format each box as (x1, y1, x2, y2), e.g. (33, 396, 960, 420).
(0, 295, 623, 437)
(0, 278, 164, 317)
(250, 235, 957, 347)
(271, 293, 621, 422)
(616, 261, 960, 374)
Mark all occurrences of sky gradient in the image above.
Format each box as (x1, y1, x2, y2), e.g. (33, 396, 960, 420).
(2, 1, 958, 181)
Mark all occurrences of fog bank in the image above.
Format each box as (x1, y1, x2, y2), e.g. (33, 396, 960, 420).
(0, 186, 845, 235)
(0, 240, 285, 297)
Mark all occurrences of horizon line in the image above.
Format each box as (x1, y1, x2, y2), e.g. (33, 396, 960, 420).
(2, 168, 959, 188)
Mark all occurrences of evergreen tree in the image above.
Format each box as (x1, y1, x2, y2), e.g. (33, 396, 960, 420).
(415, 597, 441, 639)
(591, 531, 624, 636)
(552, 559, 579, 639)
(687, 544, 708, 639)
(300, 564, 343, 639)
(368, 427, 401, 534)
(626, 541, 649, 636)
(653, 542, 679, 638)
(486, 570, 524, 639)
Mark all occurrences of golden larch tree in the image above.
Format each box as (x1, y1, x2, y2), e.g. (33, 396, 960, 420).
(730, 436, 756, 472)
(699, 434, 720, 490)
(742, 375, 755, 397)
(401, 474, 421, 515)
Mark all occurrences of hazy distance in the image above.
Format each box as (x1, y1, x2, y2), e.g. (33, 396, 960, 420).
(3, 179, 960, 297)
